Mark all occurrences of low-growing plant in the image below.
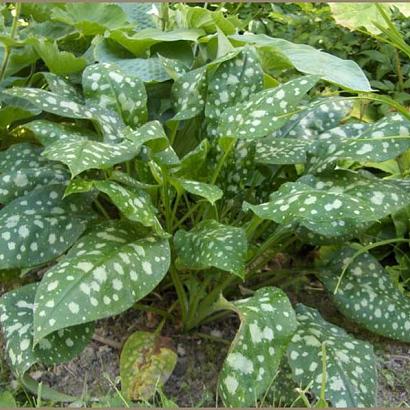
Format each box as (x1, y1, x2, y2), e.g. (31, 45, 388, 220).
(1, 2, 410, 407)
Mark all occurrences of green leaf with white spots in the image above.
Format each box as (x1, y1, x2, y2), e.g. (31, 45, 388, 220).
(218, 287, 298, 407)
(0, 184, 94, 270)
(40, 72, 84, 104)
(271, 97, 354, 140)
(243, 181, 375, 238)
(255, 138, 311, 165)
(172, 67, 206, 120)
(0, 165, 68, 204)
(66, 179, 164, 235)
(174, 220, 247, 278)
(320, 247, 410, 343)
(120, 331, 177, 401)
(0, 143, 48, 173)
(33, 221, 170, 343)
(3, 87, 123, 143)
(16, 119, 97, 146)
(217, 75, 319, 140)
(173, 178, 223, 205)
(231, 34, 371, 91)
(82, 63, 147, 128)
(287, 304, 377, 407)
(299, 170, 410, 222)
(0, 283, 93, 378)
(205, 47, 264, 137)
(42, 138, 139, 177)
(124, 120, 168, 150)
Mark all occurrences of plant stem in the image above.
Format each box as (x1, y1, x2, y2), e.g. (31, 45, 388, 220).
(210, 139, 235, 185)
(94, 198, 110, 220)
(169, 263, 189, 325)
(172, 201, 200, 230)
(0, 3, 21, 82)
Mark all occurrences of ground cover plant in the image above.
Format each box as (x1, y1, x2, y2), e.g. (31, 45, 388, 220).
(0, 2, 410, 408)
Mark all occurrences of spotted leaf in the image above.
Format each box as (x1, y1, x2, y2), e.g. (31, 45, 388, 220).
(243, 181, 375, 238)
(120, 331, 177, 401)
(174, 220, 247, 278)
(33, 222, 170, 343)
(66, 179, 164, 235)
(320, 247, 410, 343)
(219, 287, 298, 407)
(82, 63, 147, 128)
(0, 184, 94, 270)
(205, 47, 264, 137)
(0, 165, 68, 204)
(173, 178, 223, 205)
(0, 283, 93, 378)
(172, 67, 206, 121)
(218, 75, 319, 140)
(0, 143, 48, 173)
(287, 304, 377, 407)
(299, 170, 410, 221)
(255, 138, 311, 165)
(40, 72, 84, 104)
(42, 138, 140, 177)
(16, 119, 97, 146)
(3, 87, 123, 143)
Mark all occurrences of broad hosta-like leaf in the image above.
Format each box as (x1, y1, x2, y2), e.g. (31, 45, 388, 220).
(219, 287, 298, 407)
(51, 3, 130, 35)
(174, 178, 223, 205)
(205, 47, 264, 136)
(119, 3, 157, 29)
(109, 28, 204, 57)
(120, 331, 177, 401)
(16, 119, 97, 146)
(321, 247, 410, 343)
(43, 138, 139, 177)
(243, 181, 375, 238)
(288, 304, 377, 407)
(218, 75, 319, 140)
(231, 34, 371, 91)
(3, 87, 123, 143)
(33, 222, 170, 343)
(82, 63, 147, 127)
(174, 220, 247, 278)
(0, 184, 93, 270)
(29, 38, 87, 75)
(172, 67, 206, 120)
(329, 3, 392, 35)
(66, 179, 164, 235)
(0, 283, 93, 377)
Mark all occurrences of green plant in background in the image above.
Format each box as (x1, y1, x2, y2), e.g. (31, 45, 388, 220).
(0, 2, 410, 408)
(228, 2, 410, 119)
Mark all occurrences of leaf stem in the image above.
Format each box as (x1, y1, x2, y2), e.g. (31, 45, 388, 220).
(0, 3, 21, 82)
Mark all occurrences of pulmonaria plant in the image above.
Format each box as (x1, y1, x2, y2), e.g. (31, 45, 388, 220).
(0, 3, 410, 407)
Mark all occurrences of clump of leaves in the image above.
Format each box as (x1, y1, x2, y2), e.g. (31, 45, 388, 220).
(0, 2, 410, 408)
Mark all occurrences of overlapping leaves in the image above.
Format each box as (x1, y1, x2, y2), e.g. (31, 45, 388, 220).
(320, 247, 410, 343)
